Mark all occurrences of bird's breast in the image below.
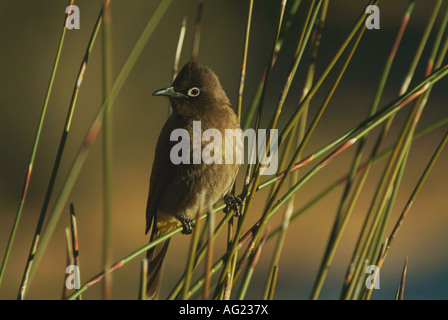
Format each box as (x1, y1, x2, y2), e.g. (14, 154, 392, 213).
(156, 105, 241, 220)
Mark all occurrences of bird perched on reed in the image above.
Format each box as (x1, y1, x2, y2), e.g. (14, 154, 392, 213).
(145, 60, 241, 299)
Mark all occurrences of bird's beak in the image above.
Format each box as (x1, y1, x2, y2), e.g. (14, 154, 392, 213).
(152, 86, 187, 98)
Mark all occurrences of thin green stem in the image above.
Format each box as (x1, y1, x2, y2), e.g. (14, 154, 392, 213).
(26, 0, 173, 293)
(17, 2, 103, 300)
(385, 129, 448, 259)
(310, 0, 415, 299)
(173, 16, 187, 82)
(279, 0, 377, 144)
(237, 229, 268, 300)
(191, 0, 204, 61)
(342, 1, 447, 298)
(400, 0, 443, 93)
(203, 205, 215, 300)
(270, 65, 448, 226)
(66, 108, 448, 300)
(169, 210, 236, 300)
(246, 2, 363, 288)
(264, 1, 329, 298)
(138, 258, 148, 300)
(182, 206, 204, 300)
(102, 0, 113, 300)
(245, 6, 378, 279)
(236, 0, 254, 122)
(242, 0, 302, 131)
(62, 228, 74, 300)
(0, 0, 74, 289)
(397, 257, 408, 300)
(69, 203, 81, 300)
(214, 0, 289, 298)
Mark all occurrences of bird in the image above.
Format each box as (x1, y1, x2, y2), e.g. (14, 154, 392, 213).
(145, 60, 241, 299)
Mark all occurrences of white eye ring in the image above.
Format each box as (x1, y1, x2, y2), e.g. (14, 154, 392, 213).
(188, 87, 200, 97)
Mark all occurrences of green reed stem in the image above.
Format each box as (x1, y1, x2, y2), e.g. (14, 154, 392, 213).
(62, 228, 74, 300)
(67, 204, 82, 300)
(0, 0, 74, 289)
(236, 0, 254, 122)
(102, 0, 113, 300)
(237, 228, 268, 299)
(65, 105, 448, 301)
(182, 207, 204, 299)
(243, 2, 362, 293)
(242, 0, 302, 131)
(17, 1, 103, 300)
(138, 258, 148, 300)
(397, 257, 408, 300)
(386, 129, 448, 260)
(343, 88, 434, 300)
(242, 6, 378, 281)
(214, 0, 290, 298)
(265, 0, 329, 298)
(173, 16, 187, 82)
(279, 0, 377, 144)
(169, 209, 235, 300)
(26, 0, 173, 295)
(203, 204, 215, 300)
(310, 0, 415, 299)
(342, 1, 446, 298)
(235, 0, 325, 298)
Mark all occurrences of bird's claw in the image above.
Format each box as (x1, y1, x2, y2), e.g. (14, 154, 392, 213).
(224, 194, 244, 217)
(179, 216, 196, 234)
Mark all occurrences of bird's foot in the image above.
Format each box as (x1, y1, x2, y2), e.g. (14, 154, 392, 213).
(224, 194, 244, 217)
(178, 216, 196, 234)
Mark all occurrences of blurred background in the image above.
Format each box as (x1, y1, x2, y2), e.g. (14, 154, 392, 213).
(0, 0, 447, 300)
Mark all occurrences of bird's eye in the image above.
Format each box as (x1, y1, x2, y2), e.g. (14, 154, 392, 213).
(187, 87, 200, 97)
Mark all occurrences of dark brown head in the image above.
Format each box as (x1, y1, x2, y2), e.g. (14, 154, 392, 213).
(152, 60, 230, 115)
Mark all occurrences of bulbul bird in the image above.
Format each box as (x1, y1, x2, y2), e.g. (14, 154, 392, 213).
(145, 60, 241, 299)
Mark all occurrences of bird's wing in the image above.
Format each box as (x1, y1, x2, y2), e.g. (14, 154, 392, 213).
(145, 116, 178, 234)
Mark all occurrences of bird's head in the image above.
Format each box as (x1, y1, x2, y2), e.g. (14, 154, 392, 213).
(152, 60, 230, 115)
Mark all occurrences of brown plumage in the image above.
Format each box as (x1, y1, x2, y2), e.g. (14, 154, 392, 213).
(145, 60, 241, 299)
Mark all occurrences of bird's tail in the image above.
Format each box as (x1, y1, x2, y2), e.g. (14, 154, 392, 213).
(145, 227, 170, 300)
